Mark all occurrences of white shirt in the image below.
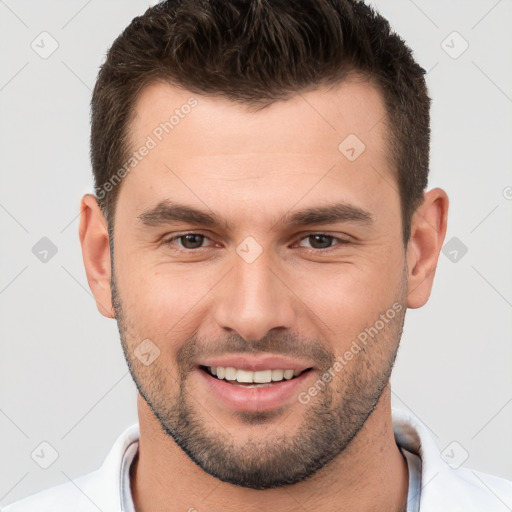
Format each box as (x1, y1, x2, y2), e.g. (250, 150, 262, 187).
(3, 408, 512, 511)
(400, 445, 421, 512)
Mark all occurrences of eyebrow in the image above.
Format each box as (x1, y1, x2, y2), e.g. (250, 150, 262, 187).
(137, 200, 373, 230)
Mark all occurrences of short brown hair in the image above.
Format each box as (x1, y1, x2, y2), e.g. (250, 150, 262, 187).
(91, 0, 430, 244)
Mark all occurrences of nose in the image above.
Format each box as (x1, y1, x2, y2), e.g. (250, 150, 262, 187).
(212, 248, 297, 342)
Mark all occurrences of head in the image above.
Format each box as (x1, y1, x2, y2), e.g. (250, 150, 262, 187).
(80, 0, 448, 490)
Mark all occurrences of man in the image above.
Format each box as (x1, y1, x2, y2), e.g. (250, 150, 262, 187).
(4, 0, 512, 511)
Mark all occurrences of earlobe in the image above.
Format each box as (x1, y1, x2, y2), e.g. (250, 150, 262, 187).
(406, 188, 449, 309)
(78, 194, 115, 318)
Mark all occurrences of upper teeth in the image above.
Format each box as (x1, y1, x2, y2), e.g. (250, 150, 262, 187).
(210, 367, 301, 383)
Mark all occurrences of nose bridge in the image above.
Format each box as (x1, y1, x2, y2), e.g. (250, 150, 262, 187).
(213, 247, 295, 341)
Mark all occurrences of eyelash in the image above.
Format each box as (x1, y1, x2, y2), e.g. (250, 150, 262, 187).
(162, 232, 350, 253)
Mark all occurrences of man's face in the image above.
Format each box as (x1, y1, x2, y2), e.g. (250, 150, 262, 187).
(111, 78, 408, 489)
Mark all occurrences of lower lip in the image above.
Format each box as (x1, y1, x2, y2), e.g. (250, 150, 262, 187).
(197, 368, 313, 412)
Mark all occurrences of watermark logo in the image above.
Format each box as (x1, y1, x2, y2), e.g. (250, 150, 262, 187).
(134, 339, 161, 366)
(441, 441, 469, 469)
(338, 134, 366, 162)
(32, 237, 58, 263)
(441, 31, 469, 60)
(31, 31, 59, 59)
(442, 237, 468, 263)
(31, 441, 59, 469)
(236, 236, 263, 264)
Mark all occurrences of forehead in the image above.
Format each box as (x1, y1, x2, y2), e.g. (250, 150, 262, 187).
(129, 77, 389, 159)
(117, 78, 396, 230)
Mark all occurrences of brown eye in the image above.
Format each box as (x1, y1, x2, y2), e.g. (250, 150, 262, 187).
(177, 234, 206, 249)
(165, 233, 210, 250)
(300, 234, 337, 250)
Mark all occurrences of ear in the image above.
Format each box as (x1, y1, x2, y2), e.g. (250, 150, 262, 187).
(406, 188, 449, 309)
(78, 194, 115, 318)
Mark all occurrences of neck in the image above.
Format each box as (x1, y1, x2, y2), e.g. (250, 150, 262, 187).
(130, 384, 409, 512)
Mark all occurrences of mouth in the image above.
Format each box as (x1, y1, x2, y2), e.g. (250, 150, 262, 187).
(199, 365, 313, 388)
(196, 354, 317, 412)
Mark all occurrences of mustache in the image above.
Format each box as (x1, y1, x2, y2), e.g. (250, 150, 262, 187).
(176, 331, 335, 371)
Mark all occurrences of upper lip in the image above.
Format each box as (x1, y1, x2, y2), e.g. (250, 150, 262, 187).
(198, 354, 314, 372)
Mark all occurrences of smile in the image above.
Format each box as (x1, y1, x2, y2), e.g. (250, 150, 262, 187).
(202, 366, 310, 386)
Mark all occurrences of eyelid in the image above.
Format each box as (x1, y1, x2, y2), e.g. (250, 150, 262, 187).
(162, 231, 351, 252)
(163, 231, 216, 249)
(294, 233, 352, 254)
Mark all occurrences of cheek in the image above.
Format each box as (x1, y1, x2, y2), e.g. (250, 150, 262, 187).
(290, 250, 405, 344)
(116, 261, 216, 343)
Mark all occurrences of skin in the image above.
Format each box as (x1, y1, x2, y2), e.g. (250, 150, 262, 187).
(79, 77, 448, 511)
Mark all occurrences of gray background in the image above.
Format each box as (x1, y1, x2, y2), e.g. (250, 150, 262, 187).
(1, 0, 511, 506)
